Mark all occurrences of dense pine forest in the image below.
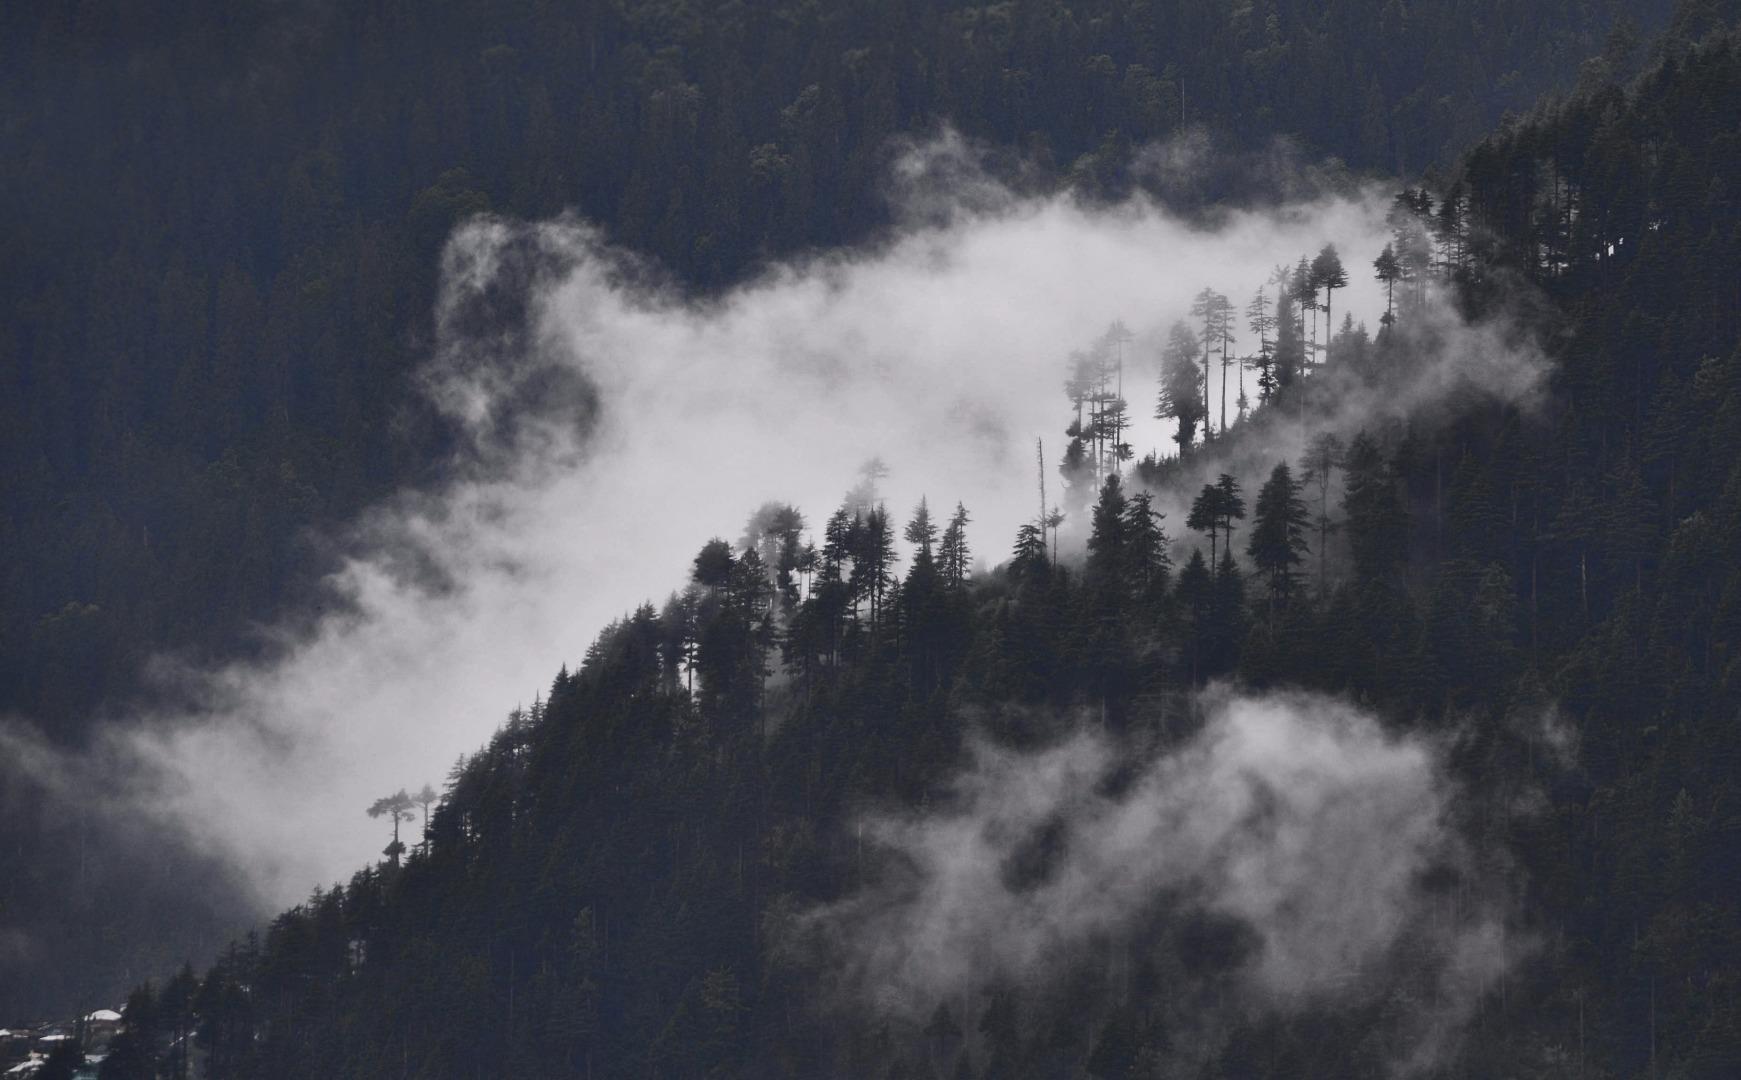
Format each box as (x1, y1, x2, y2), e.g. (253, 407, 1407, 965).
(0, 0, 1683, 731)
(5, 2, 1741, 1078)
(56, 11, 1741, 1078)
(0, 0, 1660, 1028)
(4, 0, 1707, 1024)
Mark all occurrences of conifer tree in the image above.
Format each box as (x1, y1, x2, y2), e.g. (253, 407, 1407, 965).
(1434, 186, 1469, 276)
(1177, 549, 1213, 683)
(1158, 320, 1205, 453)
(1216, 292, 1237, 433)
(1186, 475, 1244, 571)
(1214, 473, 1246, 557)
(1064, 347, 1097, 485)
(844, 511, 873, 623)
(660, 590, 700, 690)
(939, 502, 971, 589)
(1300, 432, 1346, 594)
(413, 783, 438, 849)
(1045, 507, 1066, 565)
(859, 505, 898, 625)
(366, 790, 416, 866)
(1244, 287, 1277, 405)
(821, 508, 853, 580)
(38, 1035, 81, 1080)
(1290, 256, 1316, 367)
(1100, 321, 1135, 471)
(1248, 462, 1311, 609)
(1086, 336, 1114, 481)
(845, 458, 889, 516)
(1388, 190, 1435, 311)
(899, 502, 944, 665)
(1059, 434, 1094, 513)
(1373, 243, 1402, 327)
(1087, 473, 1130, 588)
(1312, 244, 1348, 366)
(1342, 433, 1407, 580)
(731, 547, 775, 614)
(1122, 490, 1170, 597)
(1273, 287, 1304, 394)
(1010, 523, 1049, 582)
(1187, 483, 1223, 568)
(1064, 349, 1095, 440)
(692, 538, 736, 597)
(103, 982, 162, 1080)
(1190, 289, 1231, 438)
(904, 497, 938, 563)
(739, 503, 806, 609)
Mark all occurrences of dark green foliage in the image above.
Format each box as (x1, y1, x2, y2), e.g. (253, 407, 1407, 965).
(1272, 286, 1306, 393)
(0, 0, 1681, 1013)
(1176, 549, 1215, 684)
(366, 790, 417, 867)
(1243, 287, 1279, 407)
(1247, 462, 1310, 609)
(1122, 491, 1171, 601)
(743, 503, 809, 610)
(693, 538, 737, 593)
(1157, 321, 1206, 453)
(1311, 244, 1349, 366)
(939, 503, 972, 590)
(110, 22, 1741, 1077)
(1086, 474, 1131, 588)
(5, 0, 1739, 1061)
(1341, 432, 1409, 581)
(1186, 474, 1246, 569)
(99, 983, 162, 1080)
(33, 0, 1675, 1014)
(1010, 523, 1050, 583)
(1300, 432, 1345, 594)
(37, 1038, 81, 1080)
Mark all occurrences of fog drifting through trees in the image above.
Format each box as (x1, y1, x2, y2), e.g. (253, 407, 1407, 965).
(792, 687, 1526, 1075)
(4, 136, 1548, 916)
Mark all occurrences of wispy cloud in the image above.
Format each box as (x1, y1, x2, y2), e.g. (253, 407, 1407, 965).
(3, 134, 1545, 927)
(786, 689, 1525, 1075)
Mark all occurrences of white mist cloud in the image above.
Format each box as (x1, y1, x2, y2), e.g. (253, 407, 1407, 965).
(3, 136, 1546, 914)
(789, 689, 1522, 1074)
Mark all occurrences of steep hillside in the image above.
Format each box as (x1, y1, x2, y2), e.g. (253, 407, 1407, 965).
(83, 20, 1741, 1078)
(3, 0, 1705, 1024)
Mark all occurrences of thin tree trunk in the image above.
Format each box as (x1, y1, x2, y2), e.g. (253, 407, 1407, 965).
(1324, 290, 1332, 367)
(1220, 349, 1229, 433)
(1203, 349, 1213, 440)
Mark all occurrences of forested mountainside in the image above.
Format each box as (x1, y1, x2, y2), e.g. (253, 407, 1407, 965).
(0, 0, 1681, 736)
(2, 1, 1698, 1023)
(83, 21, 1741, 1079)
